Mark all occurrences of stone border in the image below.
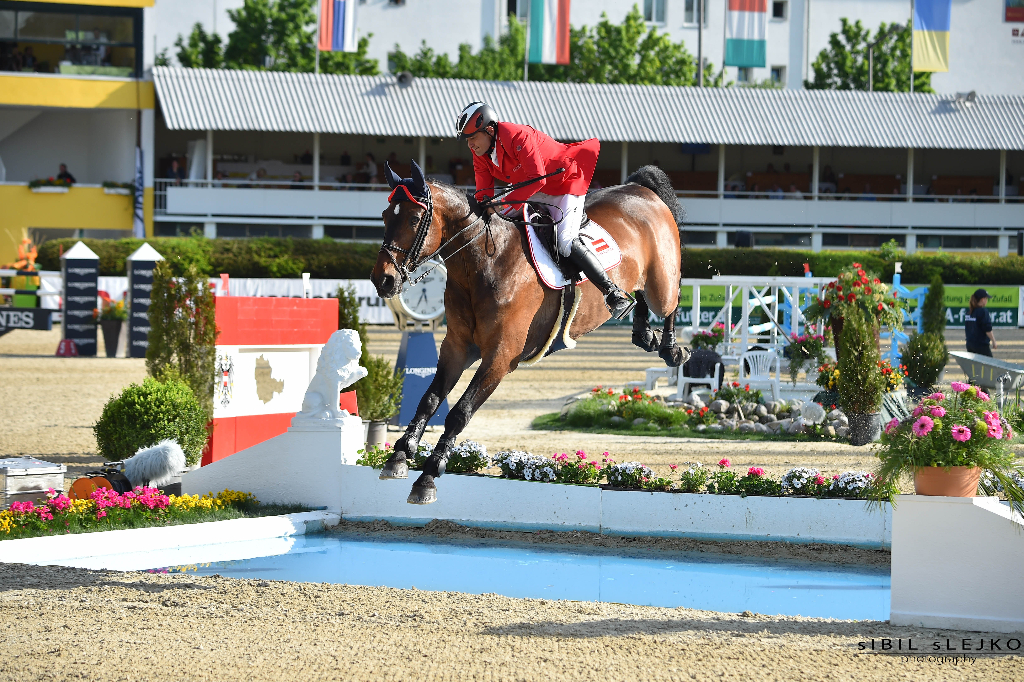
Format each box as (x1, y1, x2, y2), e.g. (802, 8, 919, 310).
(0, 511, 338, 566)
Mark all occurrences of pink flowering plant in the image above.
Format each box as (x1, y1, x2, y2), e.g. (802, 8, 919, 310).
(691, 322, 725, 350)
(736, 466, 783, 497)
(874, 384, 1024, 514)
(552, 450, 607, 485)
(705, 458, 739, 494)
(0, 487, 263, 540)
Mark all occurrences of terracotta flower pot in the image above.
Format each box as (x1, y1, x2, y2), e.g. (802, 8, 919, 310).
(914, 466, 982, 497)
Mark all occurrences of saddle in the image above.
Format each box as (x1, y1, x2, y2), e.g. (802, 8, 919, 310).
(526, 205, 587, 281)
(522, 204, 620, 290)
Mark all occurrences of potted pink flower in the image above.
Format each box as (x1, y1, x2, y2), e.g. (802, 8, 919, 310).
(873, 382, 1023, 515)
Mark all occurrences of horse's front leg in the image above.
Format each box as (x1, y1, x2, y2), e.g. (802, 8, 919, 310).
(379, 336, 472, 480)
(407, 346, 517, 504)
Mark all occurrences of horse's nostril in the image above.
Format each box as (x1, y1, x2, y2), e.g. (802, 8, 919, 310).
(381, 275, 395, 292)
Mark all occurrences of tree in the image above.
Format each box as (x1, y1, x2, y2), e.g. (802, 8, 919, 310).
(175, 23, 224, 69)
(390, 8, 725, 87)
(805, 18, 932, 93)
(169, 0, 378, 74)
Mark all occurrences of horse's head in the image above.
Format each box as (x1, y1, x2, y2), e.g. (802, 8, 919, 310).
(371, 159, 443, 299)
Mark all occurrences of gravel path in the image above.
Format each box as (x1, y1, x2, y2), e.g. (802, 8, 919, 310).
(1, 561, 1018, 682)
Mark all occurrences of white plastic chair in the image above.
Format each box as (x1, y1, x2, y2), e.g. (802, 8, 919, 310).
(676, 363, 722, 401)
(644, 364, 678, 390)
(738, 349, 782, 401)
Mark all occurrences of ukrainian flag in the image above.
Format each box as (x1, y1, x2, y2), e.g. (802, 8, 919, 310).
(913, 0, 952, 72)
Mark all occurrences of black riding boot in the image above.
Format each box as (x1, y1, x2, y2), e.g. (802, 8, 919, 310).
(567, 237, 635, 320)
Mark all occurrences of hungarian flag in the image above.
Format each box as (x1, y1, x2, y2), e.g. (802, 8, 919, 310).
(913, 0, 952, 72)
(724, 0, 767, 68)
(318, 0, 357, 53)
(527, 0, 571, 65)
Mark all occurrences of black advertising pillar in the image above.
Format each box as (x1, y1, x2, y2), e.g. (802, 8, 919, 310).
(126, 243, 164, 358)
(60, 241, 99, 356)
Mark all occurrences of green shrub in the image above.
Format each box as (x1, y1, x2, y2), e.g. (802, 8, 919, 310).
(902, 331, 948, 388)
(146, 262, 218, 414)
(93, 377, 208, 466)
(359, 355, 404, 422)
(837, 307, 884, 414)
(921, 274, 946, 336)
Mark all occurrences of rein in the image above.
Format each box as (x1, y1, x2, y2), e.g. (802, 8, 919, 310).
(381, 168, 566, 286)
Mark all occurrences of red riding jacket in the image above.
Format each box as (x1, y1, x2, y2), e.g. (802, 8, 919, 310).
(472, 122, 600, 210)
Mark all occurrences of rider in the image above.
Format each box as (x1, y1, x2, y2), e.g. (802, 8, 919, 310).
(456, 102, 634, 320)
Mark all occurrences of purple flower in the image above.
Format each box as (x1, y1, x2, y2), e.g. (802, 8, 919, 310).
(951, 425, 971, 442)
(951, 381, 970, 393)
(911, 416, 934, 437)
(929, 406, 946, 418)
(884, 418, 900, 435)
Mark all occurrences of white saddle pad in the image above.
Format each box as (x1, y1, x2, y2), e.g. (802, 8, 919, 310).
(525, 221, 622, 290)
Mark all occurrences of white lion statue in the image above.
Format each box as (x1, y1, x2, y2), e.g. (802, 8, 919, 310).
(295, 329, 368, 422)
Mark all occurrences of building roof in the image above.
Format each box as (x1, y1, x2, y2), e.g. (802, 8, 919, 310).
(153, 67, 1024, 151)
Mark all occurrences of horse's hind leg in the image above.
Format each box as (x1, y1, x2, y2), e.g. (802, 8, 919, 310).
(631, 292, 660, 352)
(658, 307, 689, 368)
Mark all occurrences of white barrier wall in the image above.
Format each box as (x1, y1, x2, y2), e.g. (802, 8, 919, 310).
(890, 495, 1024, 634)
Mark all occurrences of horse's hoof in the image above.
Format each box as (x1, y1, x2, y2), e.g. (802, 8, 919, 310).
(379, 456, 408, 480)
(407, 477, 437, 505)
(660, 344, 688, 368)
(631, 329, 661, 352)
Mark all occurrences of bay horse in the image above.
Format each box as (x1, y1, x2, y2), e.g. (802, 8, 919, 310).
(371, 160, 687, 504)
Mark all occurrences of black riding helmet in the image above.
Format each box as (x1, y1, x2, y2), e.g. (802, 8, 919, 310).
(456, 101, 498, 141)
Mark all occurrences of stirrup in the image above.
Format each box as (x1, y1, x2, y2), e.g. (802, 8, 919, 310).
(606, 290, 636, 320)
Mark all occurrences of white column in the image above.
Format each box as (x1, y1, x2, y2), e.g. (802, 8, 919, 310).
(206, 130, 213, 185)
(717, 144, 725, 198)
(811, 231, 822, 252)
(313, 132, 320, 191)
(312, 224, 325, 239)
(419, 136, 426, 172)
(203, 221, 216, 239)
(691, 283, 701, 331)
(999, 150, 1007, 204)
(905, 233, 917, 254)
(906, 148, 914, 202)
(998, 234, 1009, 258)
(620, 141, 629, 184)
(716, 230, 728, 249)
(811, 145, 820, 200)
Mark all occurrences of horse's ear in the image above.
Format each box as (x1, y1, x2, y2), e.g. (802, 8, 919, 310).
(384, 161, 402, 189)
(410, 159, 427, 195)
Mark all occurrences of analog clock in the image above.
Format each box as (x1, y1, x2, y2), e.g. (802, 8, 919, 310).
(397, 261, 447, 321)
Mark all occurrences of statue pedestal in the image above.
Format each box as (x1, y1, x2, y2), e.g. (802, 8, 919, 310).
(183, 414, 364, 511)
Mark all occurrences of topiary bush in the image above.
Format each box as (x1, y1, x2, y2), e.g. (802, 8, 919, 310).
(902, 331, 949, 389)
(837, 307, 884, 415)
(921, 274, 947, 336)
(93, 377, 208, 466)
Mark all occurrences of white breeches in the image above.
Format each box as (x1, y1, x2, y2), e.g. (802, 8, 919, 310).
(532, 192, 586, 257)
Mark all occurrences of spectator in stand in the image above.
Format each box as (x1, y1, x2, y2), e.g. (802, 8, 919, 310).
(247, 167, 267, 186)
(820, 187, 835, 200)
(748, 182, 761, 199)
(768, 183, 784, 199)
(952, 188, 965, 203)
(924, 186, 936, 202)
(20, 45, 36, 70)
(787, 183, 803, 200)
(340, 150, 352, 166)
(362, 153, 378, 184)
(291, 170, 308, 189)
(968, 188, 978, 203)
(766, 163, 778, 174)
(859, 183, 876, 201)
(56, 164, 76, 184)
(212, 170, 228, 187)
(965, 289, 996, 356)
(167, 159, 185, 186)
(299, 149, 313, 165)
(821, 165, 837, 185)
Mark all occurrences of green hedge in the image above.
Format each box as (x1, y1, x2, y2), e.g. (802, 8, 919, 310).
(37, 237, 380, 278)
(682, 249, 1024, 285)
(37, 237, 1024, 284)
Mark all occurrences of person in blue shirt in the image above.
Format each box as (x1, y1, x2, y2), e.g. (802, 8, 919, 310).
(964, 289, 997, 356)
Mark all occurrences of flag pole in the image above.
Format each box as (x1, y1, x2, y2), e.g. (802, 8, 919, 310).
(697, 0, 704, 86)
(315, 0, 321, 74)
(909, 0, 914, 93)
(523, 5, 530, 82)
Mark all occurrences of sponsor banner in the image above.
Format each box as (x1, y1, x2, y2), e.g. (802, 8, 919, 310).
(903, 285, 1018, 328)
(128, 261, 158, 358)
(0, 308, 52, 334)
(62, 259, 98, 356)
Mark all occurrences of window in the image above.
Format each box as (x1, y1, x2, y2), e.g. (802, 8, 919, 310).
(0, 3, 140, 76)
(684, 0, 708, 26)
(770, 65, 786, 84)
(737, 67, 751, 83)
(644, 0, 666, 23)
(772, 1, 787, 20)
(507, 1, 527, 19)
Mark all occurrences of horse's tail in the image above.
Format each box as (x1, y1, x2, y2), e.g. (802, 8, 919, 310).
(626, 165, 685, 227)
